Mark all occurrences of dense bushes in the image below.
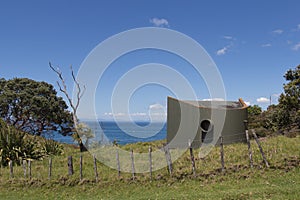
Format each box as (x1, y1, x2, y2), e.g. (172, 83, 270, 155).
(0, 120, 63, 166)
(248, 65, 300, 137)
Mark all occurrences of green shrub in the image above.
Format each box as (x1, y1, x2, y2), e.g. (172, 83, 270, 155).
(0, 120, 44, 166)
(41, 138, 64, 156)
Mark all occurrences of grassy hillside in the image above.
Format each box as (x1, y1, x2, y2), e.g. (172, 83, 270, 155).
(0, 135, 299, 199)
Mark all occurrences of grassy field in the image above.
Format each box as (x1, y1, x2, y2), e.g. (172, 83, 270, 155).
(0, 135, 299, 200)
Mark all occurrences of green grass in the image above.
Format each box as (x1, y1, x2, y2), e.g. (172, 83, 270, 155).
(0, 136, 299, 199)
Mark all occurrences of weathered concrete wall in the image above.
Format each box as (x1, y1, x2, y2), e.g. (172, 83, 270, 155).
(167, 97, 248, 148)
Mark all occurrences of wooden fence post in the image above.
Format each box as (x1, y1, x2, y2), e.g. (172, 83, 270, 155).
(163, 145, 173, 176)
(68, 156, 74, 176)
(149, 146, 152, 180)
(48, 158, 52, 180)
(28, 160, 32, 179)
(220, 136, 225, 172)
(9, 160, 13, 178)
(244, 120, 253, 168)
(252, 130, 269, 168)
(188, 139, 196, 177)
(22, 160, 27, 178)
(245, 130, 254, 168)
(93, 155, 99, 183)
(79, 154, 83, 181)
(116, 150, 121, 178)
(130, 149, 135, 179)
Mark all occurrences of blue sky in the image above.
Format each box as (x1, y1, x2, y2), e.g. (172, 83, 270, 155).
(1, 0, 300, 121)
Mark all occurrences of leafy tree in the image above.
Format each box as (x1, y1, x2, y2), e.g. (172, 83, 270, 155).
(0, 78, 73, 136)
(248, 105, 262, 128)
(247, 65, 299, 137)
(74, 122, 95, 148)
(248, 105, 262, 117)
(258, 65, 300, 136)
(247, 105, 269, 136)
(277, 65, 300, 130)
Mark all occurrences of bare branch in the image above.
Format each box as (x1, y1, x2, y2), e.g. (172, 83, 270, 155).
(70, 65, 86, 113)
(49, 62, 85, 128)
(49, 62, 75, 113)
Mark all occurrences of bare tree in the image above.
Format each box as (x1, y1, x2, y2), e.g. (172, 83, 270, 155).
(49, 62, 88, 151)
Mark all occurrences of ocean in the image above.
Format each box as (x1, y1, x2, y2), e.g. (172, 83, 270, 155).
(48, 121, 167, 146)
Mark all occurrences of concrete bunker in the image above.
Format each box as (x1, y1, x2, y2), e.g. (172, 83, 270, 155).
(167, 97, 248, 148)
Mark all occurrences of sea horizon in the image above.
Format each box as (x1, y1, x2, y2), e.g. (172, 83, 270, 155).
(46, 120, 167, 146)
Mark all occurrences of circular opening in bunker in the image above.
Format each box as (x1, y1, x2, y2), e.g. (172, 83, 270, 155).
(200, 119, 213, 133)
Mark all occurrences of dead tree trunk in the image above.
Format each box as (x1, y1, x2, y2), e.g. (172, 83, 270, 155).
(50, 63, 87, 152)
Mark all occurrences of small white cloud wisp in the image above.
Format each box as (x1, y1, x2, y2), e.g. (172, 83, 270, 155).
(272, 29, 283, 35)
(216, 46, 228, 56)
(257, 97, 269, 103)
(149, 18, 169, 27)
(292, 42, 300, 51)
(261, 43, 272, 47)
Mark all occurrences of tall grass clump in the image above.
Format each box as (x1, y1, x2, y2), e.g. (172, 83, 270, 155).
(0, 119, 63, 166)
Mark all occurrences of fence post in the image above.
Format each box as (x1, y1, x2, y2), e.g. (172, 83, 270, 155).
(79, 154, 83, 181)
(9, 160, 13, 178)
(28, 160, 32, 179)
(116, 150, 121, 178)
(130, 149, 135, 179)
(22, 160, 27, 178)
(220, 136, 225, 172)
(244, 120, 253, 168)
(93, 155, 99, 183)
(48, 158, 52, 180)
(252, 130, 269, 168)
(149, 146, 152, 180)
(163, 145, 173, 176)
(188, 139, 196, 177)
(68, 156, 74, 176)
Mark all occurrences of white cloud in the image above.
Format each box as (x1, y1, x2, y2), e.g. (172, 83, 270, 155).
(216, 46, 228, 55)
(131, 112, 147, 116)
(149, 18, 169, 27)
(202, 98, 225, 101)
(261, 43, 272, 47)
(271, 93, 280, 97)
(104, 112, 126, 117)
(257, 97, 269, 103)
(272, 29, 283, 34)
(292, 42, 300, 51)
(244, 101, 251, 106)
(223, 36, 233, 40)
(217, 36, 236, 56)
(149, 103, 164, 110)
(297, 24, 300, 30)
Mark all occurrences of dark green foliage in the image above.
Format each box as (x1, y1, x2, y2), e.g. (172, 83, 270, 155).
(277, 65, 300, 130)
(0, 119, 64, 166)
(0, 120, 43, 166)
(248, 105, 270, 137)
(0, 78, 73, 136)
(41, 138, 64, 156)
(263, 65, 300, 133)
(248, 105, 262, 117)
(248, 105, 263, 129)
(248, 65, 300, 137)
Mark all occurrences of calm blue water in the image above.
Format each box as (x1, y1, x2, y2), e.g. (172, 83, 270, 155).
(48, 121, 167, 145)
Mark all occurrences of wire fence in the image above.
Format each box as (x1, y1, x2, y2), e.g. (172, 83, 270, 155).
(0, 129, 270, 182)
